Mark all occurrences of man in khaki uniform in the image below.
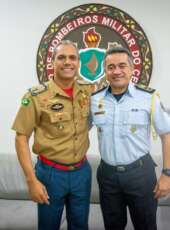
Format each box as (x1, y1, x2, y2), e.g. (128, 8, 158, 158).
(12, 40, 93, 230)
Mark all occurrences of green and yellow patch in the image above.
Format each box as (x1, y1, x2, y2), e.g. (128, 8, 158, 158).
(21, 98, 30, 106)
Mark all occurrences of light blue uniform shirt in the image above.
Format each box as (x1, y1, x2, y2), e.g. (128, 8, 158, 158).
(91, 82, 170, 165)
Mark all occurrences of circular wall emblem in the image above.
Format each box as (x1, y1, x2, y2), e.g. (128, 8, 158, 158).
(37, 4, 152, 87)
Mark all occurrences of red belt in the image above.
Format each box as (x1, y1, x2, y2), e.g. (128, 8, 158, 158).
(38, 155, 87, 171)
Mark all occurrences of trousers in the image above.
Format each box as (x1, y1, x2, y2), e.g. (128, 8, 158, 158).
(35, 159, 91, 230)
(97, 154, 158, 230)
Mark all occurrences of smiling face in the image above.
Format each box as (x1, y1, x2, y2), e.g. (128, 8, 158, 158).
(104, 52, 133, 94)
(53, 44, 80, 85)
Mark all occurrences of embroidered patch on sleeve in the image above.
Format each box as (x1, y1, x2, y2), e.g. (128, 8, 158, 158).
(21, 98, 30, 106)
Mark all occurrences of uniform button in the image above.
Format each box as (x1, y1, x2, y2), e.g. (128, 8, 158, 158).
(57, 124, 64, 130)
(59, 117, 62, 120)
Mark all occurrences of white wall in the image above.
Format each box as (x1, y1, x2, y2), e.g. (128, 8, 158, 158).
(1, 0, 170, 155)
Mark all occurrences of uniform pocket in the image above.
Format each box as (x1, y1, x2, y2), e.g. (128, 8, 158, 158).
(127, 110, 149, 125)
(42, 111, 72, 139)
(121, 109, 149, 136)
(49, 112, 71, 123)
(92, 113, 106, 125)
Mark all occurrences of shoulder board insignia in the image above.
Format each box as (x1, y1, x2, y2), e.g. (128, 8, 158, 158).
(29, 82, 48, 96)
(135, 84, 155, 94)
(76, 79, 92, 85)
(92, 86, 107, 96)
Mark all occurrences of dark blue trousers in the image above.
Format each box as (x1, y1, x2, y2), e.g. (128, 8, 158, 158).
(97, 154, 158, 230)
(35, 160, 91, 230)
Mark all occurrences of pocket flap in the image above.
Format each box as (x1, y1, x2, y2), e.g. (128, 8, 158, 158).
(127, 110, 149, 125)
(50, 112, 71, 123)
(93, 113, 106, 125)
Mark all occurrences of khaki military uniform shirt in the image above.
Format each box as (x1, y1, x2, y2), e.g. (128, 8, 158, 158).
(12, 79, 92, 164)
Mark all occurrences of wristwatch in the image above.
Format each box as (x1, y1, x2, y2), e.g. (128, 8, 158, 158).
(162, 168, 170, 176)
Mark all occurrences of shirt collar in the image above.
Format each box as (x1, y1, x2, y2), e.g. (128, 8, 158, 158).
(49, 80, 69, 97)
(105, 81, 136, 97)
(49, 79, 81, 98)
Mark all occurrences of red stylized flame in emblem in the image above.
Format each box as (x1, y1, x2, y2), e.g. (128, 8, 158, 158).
(83, 27, 101, 48)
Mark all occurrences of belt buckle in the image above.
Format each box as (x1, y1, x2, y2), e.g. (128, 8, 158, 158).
(116, 166, 126, 172)
(69, 165, 75, 170)
(139, 159, 143, 166)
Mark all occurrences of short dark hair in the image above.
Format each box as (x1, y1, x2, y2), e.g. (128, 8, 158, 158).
(52, 40, 79, 62)
(104, 46, 133, 66)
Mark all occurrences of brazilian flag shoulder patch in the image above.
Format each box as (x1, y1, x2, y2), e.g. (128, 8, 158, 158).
(21, 98, 30, 106)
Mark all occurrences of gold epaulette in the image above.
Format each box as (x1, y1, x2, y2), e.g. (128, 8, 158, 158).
(76, 79, 92, 85)
(77, 79, 97, 93)
(135, 84, 155, 94)
(29, 82, 48, 96)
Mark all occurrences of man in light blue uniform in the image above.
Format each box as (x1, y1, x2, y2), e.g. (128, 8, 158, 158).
(91, 47, 170, 230)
